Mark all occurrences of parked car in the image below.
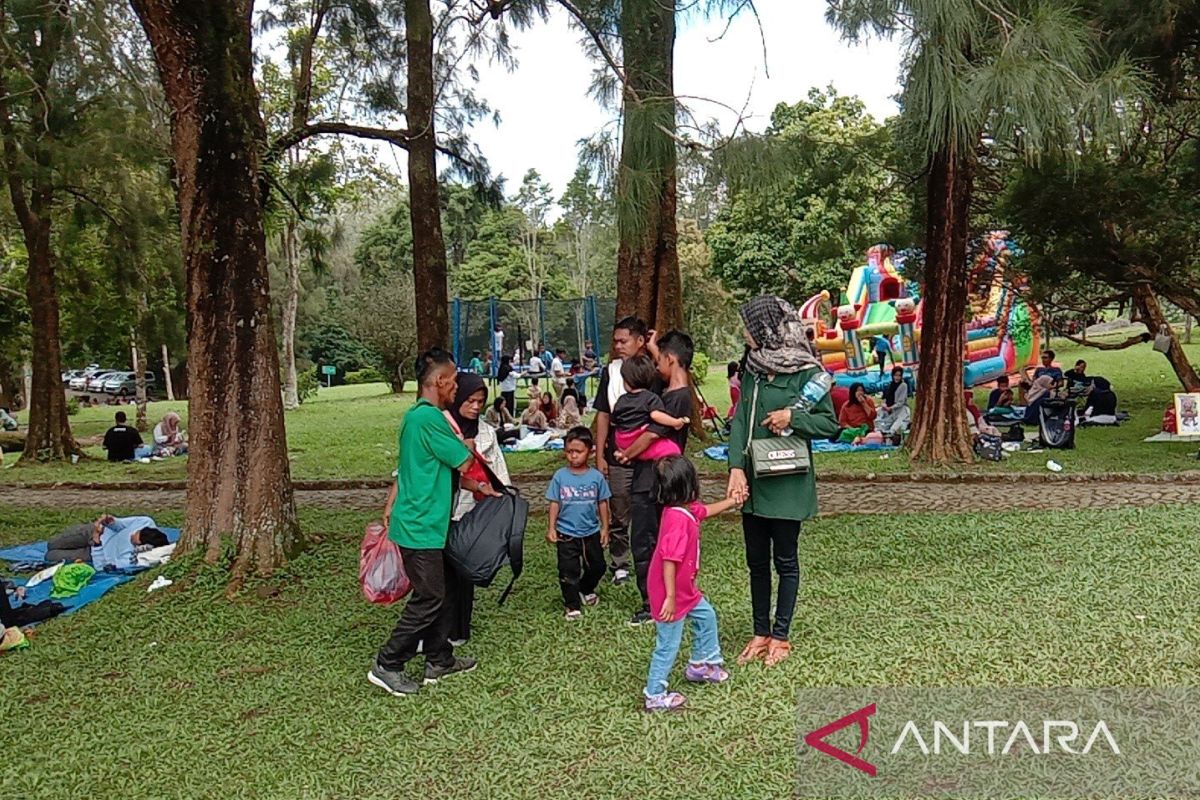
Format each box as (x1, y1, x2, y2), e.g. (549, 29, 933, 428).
(68, 372, 92, 391)
(86, 370, 116, 392)
(62, 369, 83, 385)
(102, 371, 156, 396)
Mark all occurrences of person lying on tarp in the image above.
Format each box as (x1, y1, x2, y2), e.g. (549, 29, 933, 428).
(1, 577, 65, 627)
(43, 515, 168, 571)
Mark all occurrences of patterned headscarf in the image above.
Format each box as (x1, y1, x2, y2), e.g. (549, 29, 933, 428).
(740, 295, 824, 376)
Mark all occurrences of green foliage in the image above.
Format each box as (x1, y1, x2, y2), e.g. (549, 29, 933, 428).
(355, 199, 414, 280)
(65, 397, 80, 417)
(337, 270, 417, 392)
(296, 366, 320, 404)
(707, 89, 907, 304)
(304, 323, 377, 377)
(344, 367, 386, 385)
(691, 350, 711, 382)
(678, 219, 740, 358)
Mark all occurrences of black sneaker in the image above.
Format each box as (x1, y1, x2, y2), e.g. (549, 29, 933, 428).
(367, 659, 420, 697)
(423, 656, 477, 685)
(627, 609, 653, 627)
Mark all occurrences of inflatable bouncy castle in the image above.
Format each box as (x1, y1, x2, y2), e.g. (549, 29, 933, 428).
(799, 232, 1040, 391)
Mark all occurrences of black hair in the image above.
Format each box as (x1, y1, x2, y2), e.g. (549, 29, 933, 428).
(556, 348, 566, 356)
(613, 315, 648, 339)
(472, 350, 481, 357)
(997, 374, 1010, 385)
(848, 381, 866, 407)
(493, 396, 507, 411)
(727, 361, 739, 379)
(139, 527, 169, 548)
(115, 411, 127, 423)
(655, 455, 700, 507)
(1043, 349, 1056, 360)
(1075, 359, 1086, 367)
(656, 330, 694, 369)
(564, 425, 593, 449)
(415, 348, 455, 387)
(620, 353, 659, 390)
(891, 366, 904, 378)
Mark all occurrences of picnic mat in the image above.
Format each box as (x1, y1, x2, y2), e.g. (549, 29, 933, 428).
(1143, 431, 1200, 443)
(0, 527, 181, 568)
(1, 528, 181, 624)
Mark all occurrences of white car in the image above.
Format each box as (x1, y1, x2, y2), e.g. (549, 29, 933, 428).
(86, 370, 115, 392)
(68, 373, 91, 391)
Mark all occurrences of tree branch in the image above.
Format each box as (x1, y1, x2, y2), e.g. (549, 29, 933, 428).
(1060, 330, 1151, 350)
(555, 0, 638, 105)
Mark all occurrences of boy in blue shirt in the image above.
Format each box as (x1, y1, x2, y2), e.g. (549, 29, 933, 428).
(546, 426, 611, 620)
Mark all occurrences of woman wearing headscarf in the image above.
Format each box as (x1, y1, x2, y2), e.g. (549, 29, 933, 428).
(727, 296, 839, 667)
(152, 411, 187, 456)
(442, 372, 510, 645)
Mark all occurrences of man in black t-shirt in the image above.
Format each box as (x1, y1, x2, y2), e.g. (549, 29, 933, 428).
(593, 316, 654, 587)
(614, 330, 695, 625)
(102, 411, 143, 462)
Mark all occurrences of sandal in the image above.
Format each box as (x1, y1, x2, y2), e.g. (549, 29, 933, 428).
(737, 635, 771, 665)
(764, 637, 791, 667)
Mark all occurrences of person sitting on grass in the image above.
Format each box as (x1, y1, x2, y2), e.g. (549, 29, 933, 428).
(1064, 360, 1093, 397)
(545, 426, 611, 621)
(987, 375, 1014, 410)
(836, 382, 876, 436)
(610, 354, 689, 461)
(520, 387, 549, 431)
(537, 389, 560, 428)
(153, 412, 187, 456)
(875, 367, 910, 439)
(44, 515, 168, 570)
(558, 394, 583, 428)
(643, 455, 741, 712)
(102, 411, 143, 462)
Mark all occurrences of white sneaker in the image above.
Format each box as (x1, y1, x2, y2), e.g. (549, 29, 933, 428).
(582, 593, 600, 607)
(564, 609, 582, 620)
(613, 569, 630, 585)
(448, 638, 466, 647)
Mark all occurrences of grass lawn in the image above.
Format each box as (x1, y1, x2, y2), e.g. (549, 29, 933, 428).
(4, 333, 1198, 484)
(2, 503, 1198, 798)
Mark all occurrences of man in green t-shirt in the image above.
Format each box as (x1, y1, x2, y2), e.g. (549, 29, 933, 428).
(369, 348, 477, 697)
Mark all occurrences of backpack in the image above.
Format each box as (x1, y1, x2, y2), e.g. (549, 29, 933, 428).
(1038, 398, 1077, 449)
(1002, 424, 1024, 443)
(446, 487, 528, 604)
(973, 433, 1003, 462)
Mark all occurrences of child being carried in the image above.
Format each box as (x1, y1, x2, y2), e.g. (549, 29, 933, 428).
(611, 354, 689, 460)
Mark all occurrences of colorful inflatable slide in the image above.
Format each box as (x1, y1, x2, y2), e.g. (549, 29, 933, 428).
(799, 232, 1040, 391)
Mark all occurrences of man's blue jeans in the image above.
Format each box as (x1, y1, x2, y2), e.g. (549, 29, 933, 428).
(645, 596, 723, 696)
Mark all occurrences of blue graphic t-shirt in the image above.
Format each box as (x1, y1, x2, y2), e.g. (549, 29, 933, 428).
(545, 467, 612, 538)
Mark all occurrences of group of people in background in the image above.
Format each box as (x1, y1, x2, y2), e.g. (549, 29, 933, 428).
(370, 296, 839, 711)
(101, 410, 187, 462)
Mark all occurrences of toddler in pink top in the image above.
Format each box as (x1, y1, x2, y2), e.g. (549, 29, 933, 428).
(643, 455, 741, 712)
(611, 354, 690, 461)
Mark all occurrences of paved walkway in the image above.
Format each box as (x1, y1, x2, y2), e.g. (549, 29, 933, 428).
(3, 476, 1199, 516)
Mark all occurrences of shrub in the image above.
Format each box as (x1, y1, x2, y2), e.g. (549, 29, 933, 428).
(692, 351, 711, 380)
(296, 367, 320, 404)
(344, 367, 386, 385)
(66, 396, 80, 416)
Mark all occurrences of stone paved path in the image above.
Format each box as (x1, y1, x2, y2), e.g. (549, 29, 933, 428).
(3, 477, 1199, 516)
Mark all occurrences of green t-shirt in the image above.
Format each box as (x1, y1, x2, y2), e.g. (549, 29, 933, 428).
(389, 398, 471, 549)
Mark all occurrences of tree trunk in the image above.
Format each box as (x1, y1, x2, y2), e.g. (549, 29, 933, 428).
(19, 229, 76, 460)
(406, 0, 450, 351)
(131, 324, 148, 432)
(1133, 283, 1200, 391)
(131, 0, 302, 579)
(281, 221, 300, 410)
(908, 144, 975, 464)
(0, 353, 14, 410)
(614, 0, 683, 333)
(1185, 315, 1193, 345)
(161, 343, 175, 401)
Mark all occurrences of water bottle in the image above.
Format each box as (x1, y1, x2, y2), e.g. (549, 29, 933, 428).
(780, 372, 834, 436)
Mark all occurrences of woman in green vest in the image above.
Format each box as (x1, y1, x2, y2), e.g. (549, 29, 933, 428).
(727, 296, 838, 667)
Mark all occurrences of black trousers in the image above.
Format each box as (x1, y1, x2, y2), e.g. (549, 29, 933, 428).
(606, 462, 633, 573)
(742, 514, 802, 640)
(1, 588, 64, 628)
(502, 391, 516, 417)
(377, 548, 454, 670)
(630, 490, 661, 611)
(443, 564, 475, 644)
(556, 533, 605, 610)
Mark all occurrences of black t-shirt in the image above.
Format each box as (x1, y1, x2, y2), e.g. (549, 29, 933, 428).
(632, 386, 692, 495)
(103, 424, 143, 462)
(594, 361, 665, 460)
(612, 390, 663, 432)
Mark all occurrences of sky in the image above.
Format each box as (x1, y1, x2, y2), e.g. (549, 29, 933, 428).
(464, 1, 907, 200)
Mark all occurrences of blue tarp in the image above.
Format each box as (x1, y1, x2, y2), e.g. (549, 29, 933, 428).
(1, 527, 181, 622)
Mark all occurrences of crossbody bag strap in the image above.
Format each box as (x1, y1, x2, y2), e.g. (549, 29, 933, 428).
(744, 377, 760, 458)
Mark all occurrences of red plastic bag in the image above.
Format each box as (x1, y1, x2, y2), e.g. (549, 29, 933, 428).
(359, 521, 411, 604)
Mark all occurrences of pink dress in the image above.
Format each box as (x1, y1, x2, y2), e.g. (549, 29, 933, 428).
(647, 503, 708, 621)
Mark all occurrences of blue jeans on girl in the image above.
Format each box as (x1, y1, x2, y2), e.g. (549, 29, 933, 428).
(644, 596, 723, 697)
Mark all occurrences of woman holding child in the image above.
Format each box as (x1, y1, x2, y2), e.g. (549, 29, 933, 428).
(727, 296, 839, 667)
